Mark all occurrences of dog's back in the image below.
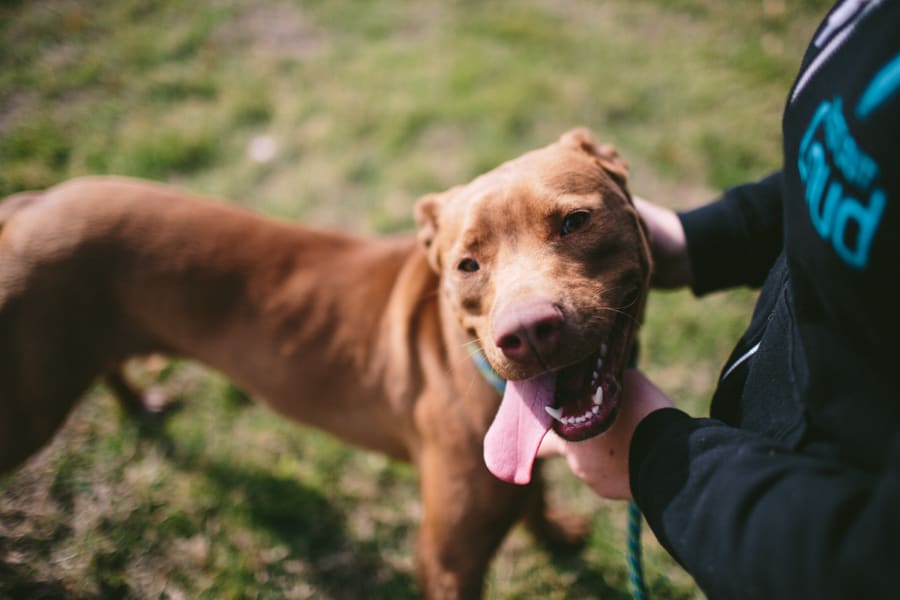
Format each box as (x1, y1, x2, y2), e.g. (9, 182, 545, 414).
(0, 190, 41, 227)
(0, 177, 424, 472)
(0, 188, 78, 471)
(0, 177, 220, 472)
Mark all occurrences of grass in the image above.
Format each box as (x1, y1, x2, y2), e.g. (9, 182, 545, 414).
(1, 0, 829, 598)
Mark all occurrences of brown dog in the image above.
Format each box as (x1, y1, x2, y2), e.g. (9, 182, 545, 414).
(0, 128, 651, 598)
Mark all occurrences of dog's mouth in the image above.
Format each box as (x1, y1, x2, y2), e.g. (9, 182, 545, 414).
(483, 314, 636, 485)
(545, 340, 625, 441)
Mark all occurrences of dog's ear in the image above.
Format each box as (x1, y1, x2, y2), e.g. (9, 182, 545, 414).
(415, 192, 443, 272)
(558, 127, 630, 194)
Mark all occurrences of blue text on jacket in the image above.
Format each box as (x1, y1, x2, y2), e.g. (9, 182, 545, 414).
(798, 97, 885, 269)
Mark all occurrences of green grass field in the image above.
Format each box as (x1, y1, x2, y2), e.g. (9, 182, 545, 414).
(1, 1, 829, 598)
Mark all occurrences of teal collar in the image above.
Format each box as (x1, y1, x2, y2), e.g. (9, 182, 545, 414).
(468, 347, 507, 394)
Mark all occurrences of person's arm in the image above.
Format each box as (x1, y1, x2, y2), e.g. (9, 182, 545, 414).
(679, 171, 784, 295)
(630, 409, 900, 599)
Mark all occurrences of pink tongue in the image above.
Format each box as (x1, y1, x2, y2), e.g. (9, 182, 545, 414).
(483, 372, 556, 485)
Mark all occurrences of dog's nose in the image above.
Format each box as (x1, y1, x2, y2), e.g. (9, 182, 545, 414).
(494, 300, 563, 363)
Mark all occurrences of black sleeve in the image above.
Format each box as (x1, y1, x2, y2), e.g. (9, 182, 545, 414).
(678, 172, 784, 295)
(629, 408, 900, 599)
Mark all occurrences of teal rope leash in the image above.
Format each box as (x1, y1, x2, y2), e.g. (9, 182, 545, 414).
(627, 501, 649, 600)
(625, 341, 649, 600)
(469, 346, 649, 600)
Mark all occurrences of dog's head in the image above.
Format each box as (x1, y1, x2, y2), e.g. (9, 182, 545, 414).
(415, 128, 652, 484)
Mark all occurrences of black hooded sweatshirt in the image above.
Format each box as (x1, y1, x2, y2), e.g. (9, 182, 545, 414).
(629, 1, 900, 597)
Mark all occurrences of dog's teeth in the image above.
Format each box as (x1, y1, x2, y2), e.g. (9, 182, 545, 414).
(600, 343, 608, 357)
(592, 404, 600, 414)
(545, 406, 564, 422)
(593, 386, 604, 406)
(592, 369, 600, 382)
(596, 358, 603, 370)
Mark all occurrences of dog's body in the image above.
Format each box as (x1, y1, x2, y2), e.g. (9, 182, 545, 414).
(0, 129, 651, 598)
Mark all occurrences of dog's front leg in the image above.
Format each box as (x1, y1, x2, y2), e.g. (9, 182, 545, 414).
(415, 443, 529, 599)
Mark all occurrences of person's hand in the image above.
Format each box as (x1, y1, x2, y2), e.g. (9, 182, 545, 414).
(633, 196, 694, 289)
(539, 369, 673, 500)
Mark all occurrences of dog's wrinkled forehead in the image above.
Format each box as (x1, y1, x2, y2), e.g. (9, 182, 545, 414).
(452, 153, 624, 244)
(483, 153, 613, 208)
(415, 128, 632, 272)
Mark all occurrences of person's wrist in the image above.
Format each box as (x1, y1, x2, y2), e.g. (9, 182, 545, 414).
(633, 197, 694, 289)
(661, 211, 693, 288)
(627, 407, 693, 501)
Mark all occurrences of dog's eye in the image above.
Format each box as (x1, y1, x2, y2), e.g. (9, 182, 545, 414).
(457, 258, 480, 273)
(561, 211, 590, 236)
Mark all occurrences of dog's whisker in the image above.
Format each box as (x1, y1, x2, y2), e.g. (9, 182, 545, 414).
(595, 305, 641, 322)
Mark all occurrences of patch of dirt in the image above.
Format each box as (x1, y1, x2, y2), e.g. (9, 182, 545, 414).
(213, 3, 329, 61)
(0, 90, 37, 138)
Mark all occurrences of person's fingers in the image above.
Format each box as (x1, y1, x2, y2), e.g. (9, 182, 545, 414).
(537, 429, 566, 457)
